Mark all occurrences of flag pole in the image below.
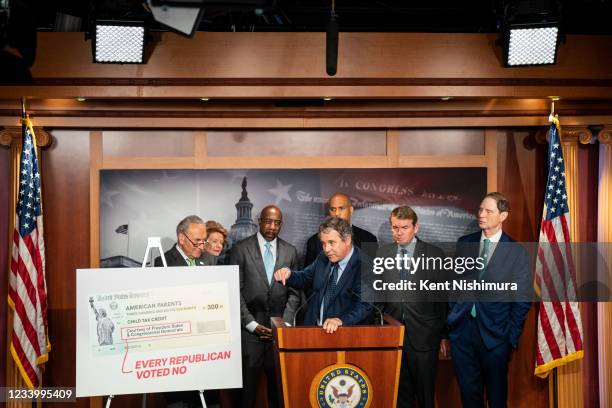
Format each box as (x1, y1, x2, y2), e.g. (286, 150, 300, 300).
(545, 96, 560, 408)
(553, 368, 558, 408)
(548, 97, 560, 408)
(21, 97, 26, 119)
(548, 96, 559, 123)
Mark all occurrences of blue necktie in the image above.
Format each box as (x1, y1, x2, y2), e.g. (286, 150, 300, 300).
(323, 263, 340, 320)
(399, 248, 409, 281)
(264, 242, 274, 284)
(399, 248, 409, 321)
(471, 239, 491, 318)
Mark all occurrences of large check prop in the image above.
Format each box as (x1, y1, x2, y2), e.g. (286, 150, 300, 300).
(76, 266, 242, 397)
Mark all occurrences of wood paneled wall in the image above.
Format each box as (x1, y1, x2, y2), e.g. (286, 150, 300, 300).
(1, 28, 607, 407)
(6, 125, 604, 407)
(1, 33, 612, 99)
(1, 145, 9, 389)
(497, 129, 550, 407)
(578, 143, 601, 408)
(45, 127, 545, 407)
(497, 130, 602, 407)
(40, 130, 90, 408)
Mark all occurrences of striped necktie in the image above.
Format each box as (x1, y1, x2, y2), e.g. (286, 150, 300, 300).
(323, 263, 340, 320)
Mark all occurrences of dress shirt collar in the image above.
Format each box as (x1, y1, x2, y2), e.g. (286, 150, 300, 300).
(481, 229, 503, 243)
(175, 244, 191, 263)
(397, 237, 418, 254)
(337, 245, 354, 273)
(257, 232, 277, 253)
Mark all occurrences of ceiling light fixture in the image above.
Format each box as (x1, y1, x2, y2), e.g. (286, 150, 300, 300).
(147, 0, 204, 37)
(500, 0, 562, 67)
(93, 20, 146, 64)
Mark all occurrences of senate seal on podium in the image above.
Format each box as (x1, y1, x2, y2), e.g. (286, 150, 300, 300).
(309, 363, 372, 408)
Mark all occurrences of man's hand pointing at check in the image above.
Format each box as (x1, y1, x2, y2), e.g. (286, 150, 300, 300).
(274, 267, 291, 285)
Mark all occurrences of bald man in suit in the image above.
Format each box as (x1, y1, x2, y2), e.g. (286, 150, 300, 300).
(229, 205, 300, 408)
(304, 192, 378, 267)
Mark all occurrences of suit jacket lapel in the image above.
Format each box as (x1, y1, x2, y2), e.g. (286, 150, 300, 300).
(170, 245, 188, 266)
(483, 233, 510, 280)
(330, 248, 359, 302)
(412, 240, 427, 273)
(246, 236, 270, 285)
(274, 240, 286, 271)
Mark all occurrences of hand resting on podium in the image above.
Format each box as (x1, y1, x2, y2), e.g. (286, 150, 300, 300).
(274, 267, 344, 334)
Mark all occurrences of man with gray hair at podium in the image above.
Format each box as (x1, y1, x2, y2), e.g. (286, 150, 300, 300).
(274, 216, 372, 334)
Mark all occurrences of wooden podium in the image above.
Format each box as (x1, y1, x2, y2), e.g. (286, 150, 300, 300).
(271, 315, 404, 407)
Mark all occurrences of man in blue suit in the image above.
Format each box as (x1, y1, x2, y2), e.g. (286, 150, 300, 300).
(274, 217, 372, 333)
(448, 192, 531, 408)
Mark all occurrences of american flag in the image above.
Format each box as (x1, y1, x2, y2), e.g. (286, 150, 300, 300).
(8, 116, 50, 388)
(534, 117, 584, 378)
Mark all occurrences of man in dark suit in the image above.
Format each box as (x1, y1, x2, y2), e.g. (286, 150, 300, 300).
(274, 217, 372, 334)
(447, 192, 531, 408)
(228, 205, 300, 408)
(304, 192, 378, 266)
(154, 215, 214, 267)
(378, 206, 448, 408)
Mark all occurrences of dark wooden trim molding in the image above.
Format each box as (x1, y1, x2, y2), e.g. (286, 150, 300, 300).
(26, 77, 612, 87)
(2, 109, 612, 120)
(535, 126, 593, 145)
(0, 127, 52, 147)
(598, 126, 612, 144)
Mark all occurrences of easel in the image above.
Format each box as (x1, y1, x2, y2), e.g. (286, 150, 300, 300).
(104, 237, 208, 408)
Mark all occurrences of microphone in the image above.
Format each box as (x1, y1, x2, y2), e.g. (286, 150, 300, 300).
(326, 14, 338, 76)
(293, 262, 336, 326)
(348, 288, 384, 326)
(293, 291, 317, 327)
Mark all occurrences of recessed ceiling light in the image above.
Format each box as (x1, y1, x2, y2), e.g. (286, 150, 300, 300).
(323, 97, 333, 101)
(441, 96, 452, 101)
(200, 97, 210, 101)
(76, 97, 86, 102)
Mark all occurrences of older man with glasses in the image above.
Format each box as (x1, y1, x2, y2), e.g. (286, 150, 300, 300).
(154, 214, 211, 267)
(154, 215, 216, 407)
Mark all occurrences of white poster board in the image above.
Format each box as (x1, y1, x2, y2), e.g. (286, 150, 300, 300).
(76, 266, 242, 397)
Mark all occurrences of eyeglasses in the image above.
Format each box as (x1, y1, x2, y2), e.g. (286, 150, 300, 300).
(261, 218, 282, 226)
(182, 233, 206, 247)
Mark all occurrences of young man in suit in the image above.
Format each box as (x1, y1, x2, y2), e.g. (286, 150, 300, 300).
(447, 192, 532, 408)
(228, 205, 300, 408)
(304, 192, 378, 266)
(154, 215, 213, 267)
(274, 217, 372, 334)
(378, 206, 448, 408)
